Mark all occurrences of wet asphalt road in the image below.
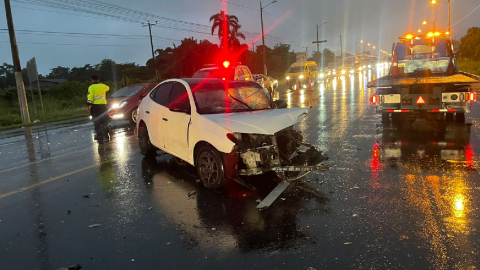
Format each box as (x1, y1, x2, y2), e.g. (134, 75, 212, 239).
(1, 72, 480, 270)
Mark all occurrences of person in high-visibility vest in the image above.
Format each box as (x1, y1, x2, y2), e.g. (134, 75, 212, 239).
(87, 75, 110, 142)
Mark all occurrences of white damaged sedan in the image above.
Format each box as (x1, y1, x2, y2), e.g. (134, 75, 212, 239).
(137, 78, 327, 189)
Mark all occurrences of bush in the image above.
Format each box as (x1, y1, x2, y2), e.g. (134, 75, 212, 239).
(0, 114, 22, 126)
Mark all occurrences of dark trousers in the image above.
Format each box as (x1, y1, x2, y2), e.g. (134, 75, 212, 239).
(90, 104, 109, 139)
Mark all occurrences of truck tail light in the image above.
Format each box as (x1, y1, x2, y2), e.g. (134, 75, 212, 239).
(370, 95, 378, 105)
(470, 92, 476, 101)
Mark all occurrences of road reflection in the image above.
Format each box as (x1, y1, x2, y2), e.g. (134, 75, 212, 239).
(141, 157, 329, 253)
(371, 120, 477, 269)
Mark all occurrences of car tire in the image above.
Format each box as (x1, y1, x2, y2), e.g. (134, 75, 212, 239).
(196, 146, 225, 190)
(130, 107, 138, 124)
(138, 125, 157, 157)
(455, 113, 465, 123)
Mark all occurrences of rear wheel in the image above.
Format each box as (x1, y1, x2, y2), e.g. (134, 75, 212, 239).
(446, 113, 454, 122)
(196, 146, 225, 190)
(381, 113, 390, 124)
(456, 113, 465, 123)
(138, 125, 156, 157)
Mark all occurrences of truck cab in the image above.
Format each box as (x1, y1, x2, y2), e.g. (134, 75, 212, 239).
(369, 32, 479, 123)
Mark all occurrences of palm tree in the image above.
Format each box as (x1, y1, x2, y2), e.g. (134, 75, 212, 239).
(210, 10, 245, 49)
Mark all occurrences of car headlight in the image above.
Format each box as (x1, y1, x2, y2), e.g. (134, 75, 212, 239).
(349, 69, 354, 74)
(319, 73, 325, 78)
(368, 65, 372, 69)
(341, 70, 346, 75)
(111, 101, 127, 109)
(286, 76, 290, 80)
(299, 75, 304, 79)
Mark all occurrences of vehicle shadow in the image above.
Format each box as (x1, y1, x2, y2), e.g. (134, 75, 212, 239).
(141, 156, 330, 252)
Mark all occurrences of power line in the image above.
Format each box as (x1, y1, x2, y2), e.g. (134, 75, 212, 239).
(0, 40, 152, 47)
(451, 3, 480, 28)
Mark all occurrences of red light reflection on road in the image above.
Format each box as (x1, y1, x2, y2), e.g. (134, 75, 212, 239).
(370, 143, 383, 189)
(465, 144, 475, 170)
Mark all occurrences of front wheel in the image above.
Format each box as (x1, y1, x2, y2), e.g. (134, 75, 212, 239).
(196, 146, 225, 190)
(138, 126, 157, 157)
(130, 107, 138, 124)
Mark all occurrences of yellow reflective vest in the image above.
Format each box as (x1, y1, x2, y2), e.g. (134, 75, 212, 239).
(87, 83, 110, 105)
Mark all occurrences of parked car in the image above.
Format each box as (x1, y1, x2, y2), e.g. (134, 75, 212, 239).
(252, 74, 275, 96)
(136, 78, 326, 189)
(192, 61, 253, 82)
(107, 83, 158, 124)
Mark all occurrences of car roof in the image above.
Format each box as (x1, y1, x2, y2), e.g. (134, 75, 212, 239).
(176, 78, 259, 89)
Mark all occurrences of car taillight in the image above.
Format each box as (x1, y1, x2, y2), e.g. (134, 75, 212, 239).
(470, 92, 476, 101)
(227, 133, 237, 144)
(370, 95, 378, 104)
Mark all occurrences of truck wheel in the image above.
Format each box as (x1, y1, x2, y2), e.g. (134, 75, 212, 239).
(456, 113, 465, 123)
(138, 126, 157, 157)
(196, 146, 225, 190)
(381, 113, 390, 124)
(446, 113, 454, 122)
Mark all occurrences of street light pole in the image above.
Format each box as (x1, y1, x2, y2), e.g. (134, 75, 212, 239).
(260, 0, 277, 76)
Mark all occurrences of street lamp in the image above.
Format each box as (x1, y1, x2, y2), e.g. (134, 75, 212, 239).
(431, 0, 451, 33)
(260, 0, 277, 75)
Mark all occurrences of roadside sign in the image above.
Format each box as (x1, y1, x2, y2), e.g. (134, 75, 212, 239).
(416, 95, 426, 105)
(26, 57, 45, 119)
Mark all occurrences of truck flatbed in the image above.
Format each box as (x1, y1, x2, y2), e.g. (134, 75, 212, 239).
(368, 72, 480, 88)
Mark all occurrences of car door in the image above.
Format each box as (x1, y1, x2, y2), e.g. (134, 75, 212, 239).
(235, 68, 244, 81)
(162, 82, 191, 160)
(242, 67, 252, 81)
(148, 82, 174, 148)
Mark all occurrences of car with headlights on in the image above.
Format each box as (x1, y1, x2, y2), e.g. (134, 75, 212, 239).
(136, 78, 327, 189)
(285, 61, 319, 90)
(107, 83, 158, 124)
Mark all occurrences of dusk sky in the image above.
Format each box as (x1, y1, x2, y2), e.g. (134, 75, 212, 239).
(1, 0, 479, 75)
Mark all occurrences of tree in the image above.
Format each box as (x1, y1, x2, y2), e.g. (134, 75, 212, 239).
(210, 10, 245, 49)
(47, 66, 70, 79)
(459, 27, 480, 60)
(0, 63, 15, 89)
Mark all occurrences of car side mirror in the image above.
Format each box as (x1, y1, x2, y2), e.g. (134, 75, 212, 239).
(169, 102, 190, 114)
(274, 100, 287, 109)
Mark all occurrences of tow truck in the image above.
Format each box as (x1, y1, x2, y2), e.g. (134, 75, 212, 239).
(369, 32, 480, 123)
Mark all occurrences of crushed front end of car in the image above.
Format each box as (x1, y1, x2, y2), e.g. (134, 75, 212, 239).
(230, 127, 329, 182)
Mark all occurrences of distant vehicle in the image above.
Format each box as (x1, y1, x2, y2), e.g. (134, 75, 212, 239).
(252, 74, 275, 96)
(285, 61, 319, 90)
(192, 61, 253, 82)
(136, 78, 327, 189)
(107, 83, 158, 124)
(369, 32, 480, 123)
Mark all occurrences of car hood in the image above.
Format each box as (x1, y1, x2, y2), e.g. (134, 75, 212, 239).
(201, 108, 309, 135)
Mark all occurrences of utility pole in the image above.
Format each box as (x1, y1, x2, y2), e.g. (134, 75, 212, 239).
(4, 0, 30, 124)
(143, 21, 159, 82)
(305, 46, 308, 58)
(340, 35, 343, 58)
(448, 0, 450, 33)
(260, 0, 277, 76)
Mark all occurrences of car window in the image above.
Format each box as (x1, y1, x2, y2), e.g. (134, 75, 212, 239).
(236, 68, 244, 79)
(242, 68, 251, 78)
(152, 82, 174, 107)
(169, 82, 191, 110)
(141, 84, 156, 96)
(309, 65, 318, 72)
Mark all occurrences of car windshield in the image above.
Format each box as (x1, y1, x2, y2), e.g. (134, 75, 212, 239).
(193, 68, 235, 79)
(288, 66, 304, 73)
(111, 85, 144, 97)
(396, 39, 452, 75)
(192, 82, 272, 114)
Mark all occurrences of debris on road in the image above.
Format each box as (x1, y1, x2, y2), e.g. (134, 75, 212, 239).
(344, 242, 352, 245)
(88, 224, 102, 228)
(82, 194, 90, 198)
(56, 264, 81, 270)
(188, 190, 196, 197)
(147, 207, 153, 210)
